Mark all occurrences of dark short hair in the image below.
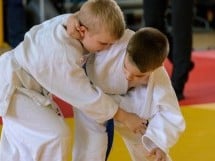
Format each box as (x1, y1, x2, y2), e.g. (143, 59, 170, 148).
(126, 27, 169, 72)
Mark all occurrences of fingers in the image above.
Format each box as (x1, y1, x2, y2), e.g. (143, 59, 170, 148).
(134, 128, 146, 135)
(123, 112, 149, 135)
(154, 155, 166, 161)
(134, 119, 149, 134)
(142, 119, 149, 126)
(134, 120, 148, 135)
(148, 148, 167, 161)
(154, 156, 166, 161)
(145, 119, 149, 126)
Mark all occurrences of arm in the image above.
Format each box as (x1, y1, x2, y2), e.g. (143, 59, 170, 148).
(13, 15, 117, 123)
(65, 16, 147, 132)
(113, 67, 184, 159)
(114, 108, 148, 134)
(142, 67, 185, 154)
(14, 15, 146, 133)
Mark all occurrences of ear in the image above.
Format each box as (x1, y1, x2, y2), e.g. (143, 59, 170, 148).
(78, 25, 87, 38)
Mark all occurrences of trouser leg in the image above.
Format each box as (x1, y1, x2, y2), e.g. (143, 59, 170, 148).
(171, 0, 194, 97)
(143, 0, 173, 61)
(143, 0, 168, 32)
(4, 0, 27, 47)
(0, 92, 72, 161)
(72, 108, 108, 161)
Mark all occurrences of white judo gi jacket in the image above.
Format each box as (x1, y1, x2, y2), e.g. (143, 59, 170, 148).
(0, 14, 125, 161)
(84, 29, 185, 161)
(0, 14, 119, 123)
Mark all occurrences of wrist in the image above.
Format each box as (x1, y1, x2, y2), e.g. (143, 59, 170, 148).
(113, 107, 127, 123)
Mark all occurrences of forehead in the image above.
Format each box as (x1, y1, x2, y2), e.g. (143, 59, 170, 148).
(124, 54, 142, 74)
(92, 29, 117, 44)
(125, 54, 153, 74)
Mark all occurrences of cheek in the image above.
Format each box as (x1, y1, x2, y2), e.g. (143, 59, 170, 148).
(86, 37, 98, 48)
(83, 38, 96, 49)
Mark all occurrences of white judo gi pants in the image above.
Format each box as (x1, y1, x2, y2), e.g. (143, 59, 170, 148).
(72, 109, 160, 161)
(0, 91, 72, 161)
(72, 108, 108, 161)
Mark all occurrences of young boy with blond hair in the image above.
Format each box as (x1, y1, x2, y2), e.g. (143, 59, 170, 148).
(0, 1, 147, 161)
(68, 24, 185, 161)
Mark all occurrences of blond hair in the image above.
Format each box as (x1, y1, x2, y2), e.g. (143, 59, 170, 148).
(127, 27, 169, 73)
(78, 0, 125, 39)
